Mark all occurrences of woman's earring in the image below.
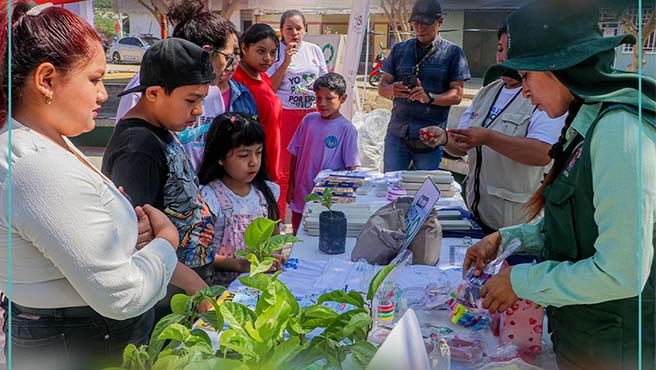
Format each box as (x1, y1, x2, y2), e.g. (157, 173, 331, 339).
(44, 93, 53, 105)
(218, 160, 224, 165)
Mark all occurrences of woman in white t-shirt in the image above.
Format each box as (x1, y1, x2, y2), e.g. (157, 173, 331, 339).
(267, 10, 328, 221)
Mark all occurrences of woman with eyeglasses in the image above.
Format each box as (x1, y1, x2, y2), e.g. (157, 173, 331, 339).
(233, 24, 284, 186)
(267, 10, 328, 221)
(115, 0, 237, 171)
(217, 30, 259, 118)
(1, 3, 179, 369)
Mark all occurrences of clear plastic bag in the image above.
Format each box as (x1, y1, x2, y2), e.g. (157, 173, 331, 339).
(456, 239, 521, 309)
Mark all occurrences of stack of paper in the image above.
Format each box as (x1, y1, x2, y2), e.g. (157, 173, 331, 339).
(303, 202, 373, 237)
(400, 170, 457, 197)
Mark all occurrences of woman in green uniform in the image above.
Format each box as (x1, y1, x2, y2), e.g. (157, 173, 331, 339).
(464, 1, 656, 369)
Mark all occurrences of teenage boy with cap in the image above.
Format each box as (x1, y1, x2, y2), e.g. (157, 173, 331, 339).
(463, 1, 656, 369)
(102, 38, 217, 317)
(378, 0, 470, 172)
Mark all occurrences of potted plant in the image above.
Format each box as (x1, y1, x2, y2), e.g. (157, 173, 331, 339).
(305, 188, 347, 254)
(107, 217, 397, 370)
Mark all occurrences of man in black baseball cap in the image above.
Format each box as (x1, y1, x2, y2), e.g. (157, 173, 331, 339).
(377, 0, 470, 172)
(408, 0, 444, 26)
(103, 37, 218, 320)
(118, 37, 216, 97)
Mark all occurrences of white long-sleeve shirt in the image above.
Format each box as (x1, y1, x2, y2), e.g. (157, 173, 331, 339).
(0, 120, 178, 320)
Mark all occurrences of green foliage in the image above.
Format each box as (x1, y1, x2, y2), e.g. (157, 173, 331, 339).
(107, 217, 398, 370)
(305, 188, 334, 213)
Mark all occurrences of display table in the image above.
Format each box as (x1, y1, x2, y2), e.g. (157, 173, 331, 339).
(291, 184, 471, 264)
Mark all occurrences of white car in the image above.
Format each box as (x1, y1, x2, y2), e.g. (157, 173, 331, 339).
(107, 35, 159, 64)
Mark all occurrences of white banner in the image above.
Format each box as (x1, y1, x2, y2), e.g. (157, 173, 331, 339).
(340, 0, 372, 120)
(304, 34, 346, 74)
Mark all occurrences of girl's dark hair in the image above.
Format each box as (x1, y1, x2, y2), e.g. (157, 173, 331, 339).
(198, 112, 280, 221)
(168, 0, 235, 51)
(525, 96, 584, 219)
(8, 1, 101, 111)
(279, 10, 307, 42)
(241, 23, 280, 49)
(497, 19, 508, 40)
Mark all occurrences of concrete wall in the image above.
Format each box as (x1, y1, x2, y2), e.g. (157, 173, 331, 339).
(441, 10, 464, 47)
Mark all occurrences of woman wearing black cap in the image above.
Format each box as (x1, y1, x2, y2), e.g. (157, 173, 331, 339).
(464, 1, 656, 369)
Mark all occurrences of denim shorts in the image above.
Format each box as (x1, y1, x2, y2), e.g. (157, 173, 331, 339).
(4, 303, 154, 370)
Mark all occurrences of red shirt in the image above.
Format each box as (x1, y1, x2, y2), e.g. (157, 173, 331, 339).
(233, 66, 282, 182)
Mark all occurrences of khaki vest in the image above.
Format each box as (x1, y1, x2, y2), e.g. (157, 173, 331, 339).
(465, 80, 548, 230)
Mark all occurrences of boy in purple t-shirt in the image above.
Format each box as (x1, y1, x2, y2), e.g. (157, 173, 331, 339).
(287, 73, 360, 234)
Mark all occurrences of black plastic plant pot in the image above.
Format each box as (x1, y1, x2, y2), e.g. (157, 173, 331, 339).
(319, 211, 346, 254)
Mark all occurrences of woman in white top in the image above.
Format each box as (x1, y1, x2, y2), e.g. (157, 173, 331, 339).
(267, 10, 328, 222)
(1, 4, 179, 369)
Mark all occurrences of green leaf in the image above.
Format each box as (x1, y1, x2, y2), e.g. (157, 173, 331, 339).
(367, 264, 397, 301)
(199, 285, 226, 299)
(244, 218, 277, 251)
(150, 355, 187, 370)
(239, 273, 272, 291)
(158, 323, 191, 342)
(323, 309, 368, 341)
(186, 358, 244, 370)
(198, 309, 224, 332)
(322, 188, 333, 211)
(189, 329, 213, 347)
(334, 312, 372, 341)
(170, 294, 192, 315)
(219, 329, 258, 360)
(257, 279, 299, 315)
(254, 299, 293, 342)
(243, 320, 264, 343)
(148, 313, 186, 360)
(249, 257, 274, 276)
(350, 341, 378, 369)
(304, 193, 320, 202)
(259, 337, 306, 369)
(263, 234, 303, 255)
(318, 290, 364, 308)
(121, 343, 137, 368)
(300, 305, 339, 330)
(220, 302, 257, 336)
(286, 317, 308, 336)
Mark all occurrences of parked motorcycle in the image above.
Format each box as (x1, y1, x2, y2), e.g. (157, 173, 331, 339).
(368, 43, 386, 87)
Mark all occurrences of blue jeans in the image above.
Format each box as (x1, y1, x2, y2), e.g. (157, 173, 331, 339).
(384, 134, 443, 172)
(4, 303, 154, 370)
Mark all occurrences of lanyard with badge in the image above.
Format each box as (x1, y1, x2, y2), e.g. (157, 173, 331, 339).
(471, 83, 523, 227)
(481, 84, 523, 128)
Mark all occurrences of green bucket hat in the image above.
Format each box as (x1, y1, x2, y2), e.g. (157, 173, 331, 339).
(484, 0, 635, 86)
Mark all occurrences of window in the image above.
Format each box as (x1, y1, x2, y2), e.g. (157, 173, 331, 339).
(118, 38, 131, 45)
(600, 7, 656, 54)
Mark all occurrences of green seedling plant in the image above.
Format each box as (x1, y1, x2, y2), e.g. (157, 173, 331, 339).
(305, 188, 336, 217)
(107, 217, 397, 370)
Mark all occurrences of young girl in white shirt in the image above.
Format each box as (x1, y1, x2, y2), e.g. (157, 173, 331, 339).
(197, 113, 287, 286)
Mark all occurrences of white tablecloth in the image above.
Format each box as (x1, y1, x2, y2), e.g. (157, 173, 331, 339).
(291, 190, 471, 264)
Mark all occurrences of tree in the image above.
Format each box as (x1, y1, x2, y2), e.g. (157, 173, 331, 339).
(219, 0, 242, 20)
(380, 0, 413, 43)
(135, 0, 174, 38)
(613, 6, 656, 71)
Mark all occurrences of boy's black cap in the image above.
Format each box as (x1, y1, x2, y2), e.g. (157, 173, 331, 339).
(118, 38, 216, 97)
(409, 0, 444, 25)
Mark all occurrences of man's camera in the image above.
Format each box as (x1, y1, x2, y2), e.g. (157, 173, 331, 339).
(401, 73, 418, 89)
